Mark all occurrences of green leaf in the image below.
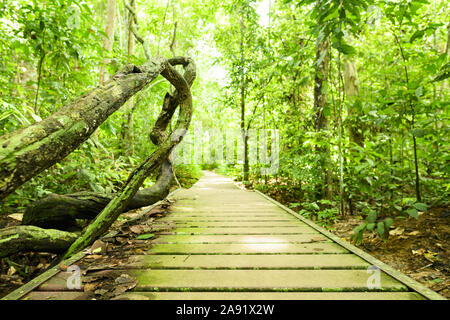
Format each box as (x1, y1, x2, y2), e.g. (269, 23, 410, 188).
(413, 202, 428, 211)
(332, 41, 356, 55)
(385, 218, 394, 229)
(136, 233, 155, 240)
(432, 62, 450, 82)
(376, 221, 385, 238)
(367, 210, 377, 223)
(356, 230, 364, 245)
(367, 222, 376, 231)
(351, 223, 367, 244)
(323, 7, 339, 22)
(410, 30, 424, 43)
(410, 128, 426, 138)
(406, 208, 419, 219)
(92, 247, 102, 253)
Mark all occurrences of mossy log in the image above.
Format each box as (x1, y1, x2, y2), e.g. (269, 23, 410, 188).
(0, 226, 78, 258)
(22, 159, 173, 230)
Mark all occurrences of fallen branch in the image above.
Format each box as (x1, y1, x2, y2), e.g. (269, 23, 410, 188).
(22, 159, 174, 230)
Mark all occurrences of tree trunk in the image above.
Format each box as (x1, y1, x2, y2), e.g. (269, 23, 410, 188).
(0, 59, 166, 201)
(239, 13, 249, 184)
(314, 39, 329, 132)
(122, 0, 136, 156)
(313, 37, 332, 199)
(344, 59, 364, 147)
(99, 0, 117, 85)
(0, 226, 78, 259)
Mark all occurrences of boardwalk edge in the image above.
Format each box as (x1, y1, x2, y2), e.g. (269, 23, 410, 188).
(253, 189, 447, 300)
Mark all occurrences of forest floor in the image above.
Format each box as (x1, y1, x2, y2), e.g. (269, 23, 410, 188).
(327, 206, 450, 299)
(0, 201, 175, 299)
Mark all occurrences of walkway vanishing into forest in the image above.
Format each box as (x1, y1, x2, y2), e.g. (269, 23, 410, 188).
(11, 172, 445, 300)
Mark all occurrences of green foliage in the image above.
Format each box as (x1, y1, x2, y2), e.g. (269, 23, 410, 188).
(289, 200, 339, 226)
(0, 0, 448, 254)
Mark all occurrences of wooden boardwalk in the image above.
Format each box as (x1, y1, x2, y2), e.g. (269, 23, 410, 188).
(11, 172, 445, 300)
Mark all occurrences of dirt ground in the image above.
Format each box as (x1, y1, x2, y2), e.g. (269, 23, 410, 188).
(326, 206, 450, 299)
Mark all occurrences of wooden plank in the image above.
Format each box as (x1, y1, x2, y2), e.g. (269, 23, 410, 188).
(36, 271, 80, 291)
(157, 216, 298, 222)
(22, 291, 90, 300)
(148, 243, 347, 254)
(152, 234, 329, 244)
(167, 213, 287, 217)
(129, 269, 408, 291)
(157, 227, 319, 235)
(174, 201, 278, 206)
(127, 254, 369, 269)
(171, 205, 280, 210)
(153, 221, 305, 227)
(116, 291, 425, 300)
(169, 210, 288, 215)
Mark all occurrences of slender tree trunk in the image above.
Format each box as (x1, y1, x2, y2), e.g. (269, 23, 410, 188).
(239, 13, 249, 184)
(412, 115, 421, 202)
(241, 82, 249, 183)
(123, 0, 136, 156)
(446, 22, 450, 55)
(169, 2, 178, 57)
(394, 33, 421, 202)
(99, 0, 117, 85)
(127, 0, 136, 56)
(33, 52, 46, 116)
(344, 59, 364, 147)
(337, 54, 345, 216)
(313, 37, 332, 199)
